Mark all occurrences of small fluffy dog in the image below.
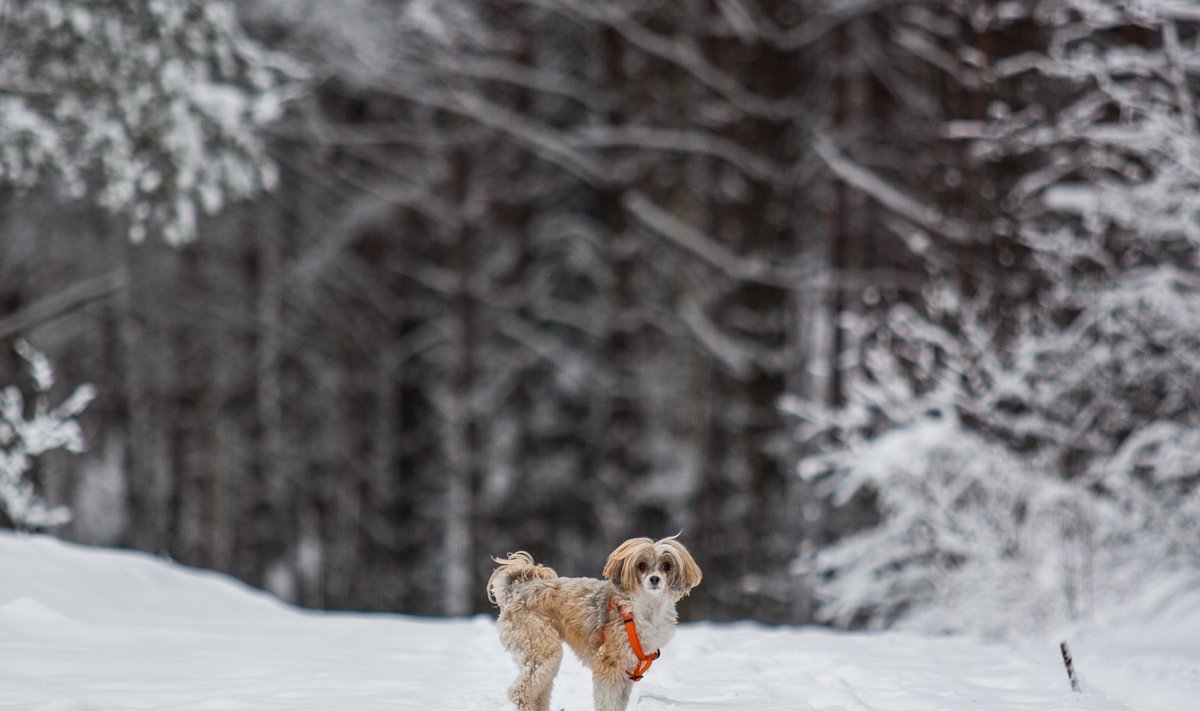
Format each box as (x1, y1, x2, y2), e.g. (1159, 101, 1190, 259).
(488, 536, 702, 711)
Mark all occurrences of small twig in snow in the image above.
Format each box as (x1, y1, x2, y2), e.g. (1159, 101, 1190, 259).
(1060, 640, 1080, 692)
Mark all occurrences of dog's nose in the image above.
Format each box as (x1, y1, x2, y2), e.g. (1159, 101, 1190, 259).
(649, 575, 661, 585)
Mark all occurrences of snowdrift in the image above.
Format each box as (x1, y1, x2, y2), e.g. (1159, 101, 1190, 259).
(0, 531, 1195, 710)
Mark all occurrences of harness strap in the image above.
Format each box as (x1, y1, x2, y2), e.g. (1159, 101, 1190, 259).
(601, 595, 661, 682)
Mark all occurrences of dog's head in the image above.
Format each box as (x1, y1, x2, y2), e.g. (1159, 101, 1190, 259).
(602, 535, 702, 599)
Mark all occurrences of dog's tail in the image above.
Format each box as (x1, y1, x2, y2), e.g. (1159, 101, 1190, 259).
(486, 551, 557, 609)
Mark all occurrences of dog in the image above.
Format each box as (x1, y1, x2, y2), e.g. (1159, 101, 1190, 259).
(487, 536, 702, 711)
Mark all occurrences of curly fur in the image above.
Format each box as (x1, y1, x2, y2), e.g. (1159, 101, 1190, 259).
(488, 536, 701, 711)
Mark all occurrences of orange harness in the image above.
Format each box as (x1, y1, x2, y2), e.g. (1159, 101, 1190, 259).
(600, 595, 661, 682)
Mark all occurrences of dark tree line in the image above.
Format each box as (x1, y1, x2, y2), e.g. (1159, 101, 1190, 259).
(3, 1, 1194, 625)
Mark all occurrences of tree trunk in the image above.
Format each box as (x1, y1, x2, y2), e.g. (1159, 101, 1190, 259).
(255, 209, 290, 593)
(443, 146, 476, 617)
(118, 239, 173, 553)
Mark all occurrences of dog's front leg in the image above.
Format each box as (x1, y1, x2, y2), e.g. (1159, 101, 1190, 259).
(592, 668, 632, 711)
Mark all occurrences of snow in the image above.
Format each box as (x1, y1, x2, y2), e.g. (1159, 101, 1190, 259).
(1, 531, 1198, 711)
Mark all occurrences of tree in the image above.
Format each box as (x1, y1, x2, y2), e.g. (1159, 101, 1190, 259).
(0, 0, 296, 243)
(791, 1, 1200, 634)
(0, 0, 298, 576)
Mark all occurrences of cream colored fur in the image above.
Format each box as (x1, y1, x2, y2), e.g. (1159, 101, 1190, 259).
(487, 537, 701, 711)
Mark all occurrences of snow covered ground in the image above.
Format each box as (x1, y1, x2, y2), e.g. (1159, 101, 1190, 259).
(1, 531, 1196, 711)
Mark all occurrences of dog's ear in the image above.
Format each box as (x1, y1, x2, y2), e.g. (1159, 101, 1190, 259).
(603, 537, 652, 590)
(657, 537, 702, 594)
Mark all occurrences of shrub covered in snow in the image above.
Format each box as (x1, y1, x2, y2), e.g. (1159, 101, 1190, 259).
(795, 415, 1090, 634)
(789, 275, 1200, 634)
(787, 298, 1105, 635)
(0, 341, 93, 529)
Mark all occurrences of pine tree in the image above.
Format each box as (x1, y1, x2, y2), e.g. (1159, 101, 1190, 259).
(0, 0, 297, 243)
(791, 1, 1200, 633)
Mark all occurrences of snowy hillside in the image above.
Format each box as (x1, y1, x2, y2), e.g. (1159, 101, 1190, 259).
(0, 532, 1196, 711)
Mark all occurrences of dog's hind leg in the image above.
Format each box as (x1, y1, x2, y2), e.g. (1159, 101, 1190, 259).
(529, 644, 562, 711)
(504, 620, 563, 711)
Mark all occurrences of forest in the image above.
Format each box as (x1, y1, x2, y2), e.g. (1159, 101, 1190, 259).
(2, 0, 1198, 632)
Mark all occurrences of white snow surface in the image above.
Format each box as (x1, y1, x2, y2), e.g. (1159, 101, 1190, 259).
(0, 531, 1196, 711)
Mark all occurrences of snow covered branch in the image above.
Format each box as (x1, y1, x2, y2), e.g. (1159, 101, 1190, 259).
(0, 0, 301, 244)
(0, 342, 94, 529)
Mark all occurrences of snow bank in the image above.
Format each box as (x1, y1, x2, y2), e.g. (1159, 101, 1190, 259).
(0, 531, 1196, 710)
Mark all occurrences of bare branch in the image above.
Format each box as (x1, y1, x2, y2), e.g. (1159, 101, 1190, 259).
(625, 190, 923, 292)
(1162, 21, 1196, 135)
(494, 312, 613, 390)
(813, 131, 970, 242)
(623, 190, 798, 285)
(441, 53, 612, 113)
(569, 125, 783, 182)
(288, 181, 456, 289)
(679, 298, 756, 379)
(516, 0, 807, 121)
(0, 269, 127, 341)
(446, 88, 611, 184)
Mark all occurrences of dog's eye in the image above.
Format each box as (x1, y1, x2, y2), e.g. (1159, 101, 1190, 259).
(636, 562, 649, 573)
(661, 562, 672, 573)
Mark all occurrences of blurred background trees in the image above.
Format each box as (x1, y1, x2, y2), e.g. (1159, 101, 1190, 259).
(1, 0, 1197, 630)
(790, 0, 1200, 634)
